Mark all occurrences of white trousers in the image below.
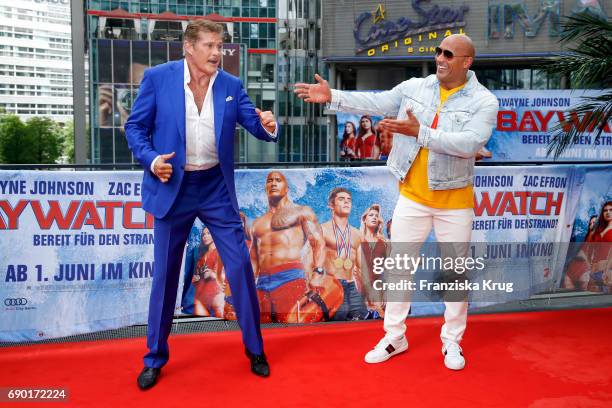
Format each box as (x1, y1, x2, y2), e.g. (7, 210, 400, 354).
(385, 195, 473, 345)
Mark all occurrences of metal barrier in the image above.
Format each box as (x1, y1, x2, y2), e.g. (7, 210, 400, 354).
(0, 160, 608, 170)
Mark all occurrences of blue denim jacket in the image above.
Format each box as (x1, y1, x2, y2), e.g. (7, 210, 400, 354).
(328, 71, 499, 190)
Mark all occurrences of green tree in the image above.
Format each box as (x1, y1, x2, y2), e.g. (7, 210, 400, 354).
(0, 115, 65, 164)
(0, 115, 35, 163)
(62, 120, 75, 163)
(543, 12, 612, 158)
(26, 117, 64, 163)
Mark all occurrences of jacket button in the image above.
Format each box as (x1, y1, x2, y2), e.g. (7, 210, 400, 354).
(180, 165, 185, 170)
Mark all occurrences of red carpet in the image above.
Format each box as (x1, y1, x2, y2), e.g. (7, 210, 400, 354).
(1, 308, 611, 408)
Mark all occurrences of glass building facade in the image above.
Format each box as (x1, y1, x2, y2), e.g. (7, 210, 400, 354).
(0, 0, 73, 123)
(276, 0, 327, 162)
(86, 0, 327, 164)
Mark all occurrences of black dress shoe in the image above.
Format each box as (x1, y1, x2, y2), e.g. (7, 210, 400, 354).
(137, 367, 161, 390)
(245, 348, 270, 377)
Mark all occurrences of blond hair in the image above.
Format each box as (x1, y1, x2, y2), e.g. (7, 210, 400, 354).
(184, 20, 223, 44)
(360, 204, 384, 239)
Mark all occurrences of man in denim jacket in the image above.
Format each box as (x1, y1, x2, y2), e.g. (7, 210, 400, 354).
(295, 35, 499, 370)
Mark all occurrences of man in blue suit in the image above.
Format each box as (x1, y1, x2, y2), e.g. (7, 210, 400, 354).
(125, 20, 279, 390)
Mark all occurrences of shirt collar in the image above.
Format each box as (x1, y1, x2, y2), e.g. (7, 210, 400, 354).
(183, 59, 218, 87)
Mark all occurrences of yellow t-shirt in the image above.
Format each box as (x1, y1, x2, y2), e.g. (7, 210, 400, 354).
(399, 84, 473, 209)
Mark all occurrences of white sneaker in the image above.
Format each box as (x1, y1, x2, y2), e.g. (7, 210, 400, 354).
(442, 342, 465, 370)
(364, 336, 408, 364)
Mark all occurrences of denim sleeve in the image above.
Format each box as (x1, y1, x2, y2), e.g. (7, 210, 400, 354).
(327, 79, 417, 117)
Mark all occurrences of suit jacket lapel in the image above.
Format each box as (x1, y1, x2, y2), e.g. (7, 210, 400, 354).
(212, 71, 226, 150)
(172, 60, 186, 142)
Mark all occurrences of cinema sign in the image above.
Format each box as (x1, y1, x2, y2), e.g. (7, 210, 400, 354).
(354, 0, 470, 56)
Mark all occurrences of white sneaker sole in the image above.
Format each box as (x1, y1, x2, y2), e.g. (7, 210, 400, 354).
(364, 342, 408, 364)
(444, 358, 465, 370)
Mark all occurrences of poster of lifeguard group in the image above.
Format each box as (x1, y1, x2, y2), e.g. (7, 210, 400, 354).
(2, 162, 609, 342)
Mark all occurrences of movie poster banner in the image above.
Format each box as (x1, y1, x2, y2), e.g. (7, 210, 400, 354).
(336, 90, 612, 162)
(467, 165, 581, 307)
(180, 166, 581, 321)
(0, 166, 585, 341)
(336, 111, 390, 160)
(0, 171, 162, 342)
(488, 90, 612, 162)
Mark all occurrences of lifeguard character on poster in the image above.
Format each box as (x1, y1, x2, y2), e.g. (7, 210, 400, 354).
(320, 188, 368, 320)
(355, 115, 379, 160)
(584, 201, 612, 293)
(360, 203, 389, 318)
(251, 171, 343, 323)
(191, 227, 225, 317)
(339, 121, 358, 160)
(564, 201, 612, 292)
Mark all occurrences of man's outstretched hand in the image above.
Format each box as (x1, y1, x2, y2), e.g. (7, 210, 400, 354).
(256, 108, 277, 134)
(294, 74, 332, 104)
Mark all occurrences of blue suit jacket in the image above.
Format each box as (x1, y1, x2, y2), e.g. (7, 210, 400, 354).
(125, 59, 280, 219)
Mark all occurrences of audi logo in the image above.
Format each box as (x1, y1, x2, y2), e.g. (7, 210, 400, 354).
(4, 298, 28, 306)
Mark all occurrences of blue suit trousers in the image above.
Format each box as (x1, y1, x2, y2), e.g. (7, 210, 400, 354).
(144, 166, 263, 368)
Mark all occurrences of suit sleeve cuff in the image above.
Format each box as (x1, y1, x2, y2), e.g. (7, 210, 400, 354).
(264, 124, 278, 139)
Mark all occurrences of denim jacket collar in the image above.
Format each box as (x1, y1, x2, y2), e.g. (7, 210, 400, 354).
(424, 70, 478, 97)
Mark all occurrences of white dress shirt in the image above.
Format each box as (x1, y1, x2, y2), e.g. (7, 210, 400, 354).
(150, 60, 277, 174)
(183, 60, 219, 171)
